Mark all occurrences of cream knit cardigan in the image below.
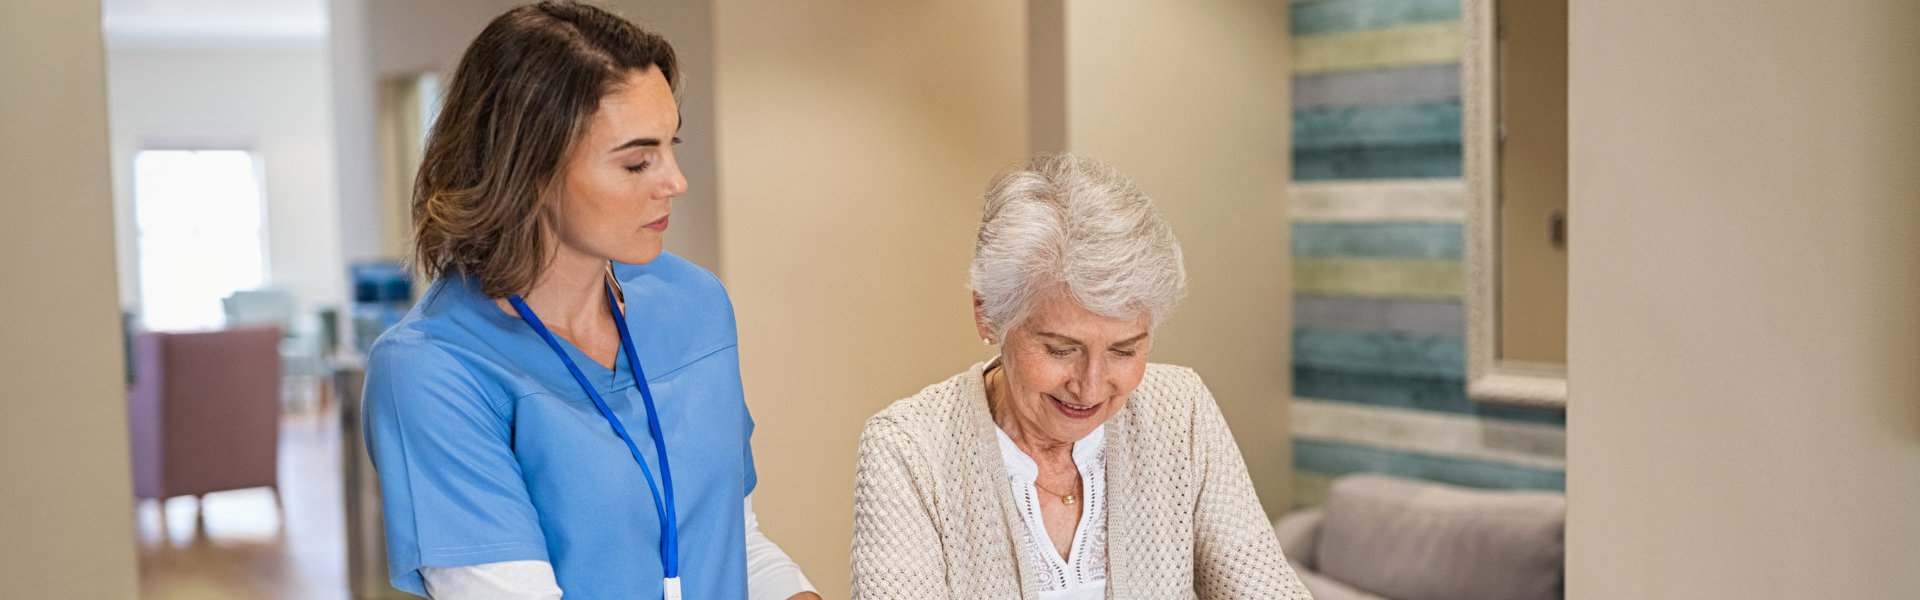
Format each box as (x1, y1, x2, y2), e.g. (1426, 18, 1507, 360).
(851, 361, 1314, 599)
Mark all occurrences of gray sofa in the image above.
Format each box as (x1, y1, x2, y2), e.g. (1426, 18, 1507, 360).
(1274, 474, 1566, 600)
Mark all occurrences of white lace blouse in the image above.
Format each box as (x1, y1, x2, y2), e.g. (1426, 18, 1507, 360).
(994, 425, 1107, 600)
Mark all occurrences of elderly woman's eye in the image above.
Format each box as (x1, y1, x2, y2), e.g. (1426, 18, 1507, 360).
(1111, 349, 1138, 358)
(1047, 346, 1074, 357)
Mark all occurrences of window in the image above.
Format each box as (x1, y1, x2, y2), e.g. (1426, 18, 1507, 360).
(134, 149, 267, 331)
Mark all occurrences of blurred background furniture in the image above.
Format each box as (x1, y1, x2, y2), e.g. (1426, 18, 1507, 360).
(336, 360, 412, 599)
(1274, 474, 1565, 600)
(127, 326, 284, 526)
(339, 260, 416, 598)
(348, 261, 413, 357)
(223, 288, 330, 410)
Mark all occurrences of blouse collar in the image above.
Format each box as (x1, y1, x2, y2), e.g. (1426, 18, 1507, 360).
(994, 425, 1106, 480)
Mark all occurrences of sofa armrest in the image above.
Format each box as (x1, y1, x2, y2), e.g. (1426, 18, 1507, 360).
(1273, 507, 1322, 572)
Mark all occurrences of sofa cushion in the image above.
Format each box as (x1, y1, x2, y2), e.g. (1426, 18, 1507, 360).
(1315, 474, 1565, 600)
(1273, 507, 1323, 571)
(1296, 568, 1392, 600)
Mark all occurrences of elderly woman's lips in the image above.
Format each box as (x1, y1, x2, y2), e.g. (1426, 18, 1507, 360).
(1050, 395, 1102, 419)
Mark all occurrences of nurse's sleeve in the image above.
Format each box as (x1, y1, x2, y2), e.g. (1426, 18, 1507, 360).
(364, 340, 550, 598)
(421, 560, 561, 599)
(743, 495, 816, 600)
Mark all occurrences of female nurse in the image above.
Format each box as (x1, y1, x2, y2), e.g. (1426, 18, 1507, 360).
(362, 3, 819, 599)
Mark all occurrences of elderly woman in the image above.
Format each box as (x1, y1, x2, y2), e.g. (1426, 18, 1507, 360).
(850, 154, 1312, 599)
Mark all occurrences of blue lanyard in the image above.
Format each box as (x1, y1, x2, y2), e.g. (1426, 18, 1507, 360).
(508, 285, 681, 584)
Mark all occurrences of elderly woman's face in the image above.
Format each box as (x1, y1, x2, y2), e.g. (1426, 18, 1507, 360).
(547, 67, 687, 266)
(997, 288, 1152, 445)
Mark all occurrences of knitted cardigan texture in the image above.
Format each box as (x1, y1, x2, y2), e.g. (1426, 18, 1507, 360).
(850, 361, 1314, 599)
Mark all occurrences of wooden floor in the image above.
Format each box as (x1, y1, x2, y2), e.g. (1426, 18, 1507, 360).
(136, 407, 351, 600)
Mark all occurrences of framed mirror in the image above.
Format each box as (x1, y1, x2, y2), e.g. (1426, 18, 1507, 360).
(1463, 0, 1568, 406)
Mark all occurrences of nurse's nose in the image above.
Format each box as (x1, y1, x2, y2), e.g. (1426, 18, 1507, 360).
(659, 153, 688, 199)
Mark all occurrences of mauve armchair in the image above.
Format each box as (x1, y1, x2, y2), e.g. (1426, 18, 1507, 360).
(127, 325, 284, 525)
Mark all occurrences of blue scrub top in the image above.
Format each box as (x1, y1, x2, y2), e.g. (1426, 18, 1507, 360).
(363, 253, 756, 599)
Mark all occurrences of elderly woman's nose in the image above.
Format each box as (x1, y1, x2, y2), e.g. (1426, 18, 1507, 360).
(1070, 357, 1105, 398)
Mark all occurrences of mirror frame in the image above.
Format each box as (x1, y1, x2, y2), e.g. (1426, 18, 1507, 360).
(1463, 0, 1568, 407)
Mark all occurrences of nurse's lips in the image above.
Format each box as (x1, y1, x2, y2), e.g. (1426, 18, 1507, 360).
(643, 215, 670, 232)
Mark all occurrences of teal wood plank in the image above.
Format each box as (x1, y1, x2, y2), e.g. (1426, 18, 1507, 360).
(1293, 366, 1567, 425)
(1292, 222, 1463, 260)
(1292, 294, 1464, 336)
(1293, 327, 1465, 378)
(1294, 99, 1461, 150)
(1294, 143, 1462, 181)
(1294, 64, 1460, 109)
(1293, 439, 1567, 491)
(1291, 0, 1461, 36)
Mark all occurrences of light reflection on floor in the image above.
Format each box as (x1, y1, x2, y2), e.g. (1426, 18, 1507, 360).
(135, 409, 349, 600)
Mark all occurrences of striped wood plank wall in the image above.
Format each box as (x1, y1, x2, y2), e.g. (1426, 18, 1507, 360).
(1288, 0, 1566, 507)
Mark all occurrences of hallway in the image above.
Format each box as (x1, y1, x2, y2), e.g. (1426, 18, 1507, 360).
(135, 409, 348, 600)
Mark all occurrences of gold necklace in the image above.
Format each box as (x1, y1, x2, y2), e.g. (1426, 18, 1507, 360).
(1033, 476, 1080, 506)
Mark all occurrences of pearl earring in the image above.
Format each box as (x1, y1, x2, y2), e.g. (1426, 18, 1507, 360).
(983, 337, 993, 346)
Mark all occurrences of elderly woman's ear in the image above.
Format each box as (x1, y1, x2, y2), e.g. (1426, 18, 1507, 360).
(973, 292, 994, 344)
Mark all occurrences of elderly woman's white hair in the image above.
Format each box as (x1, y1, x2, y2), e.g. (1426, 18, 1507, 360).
(969, 153, 1187, 339)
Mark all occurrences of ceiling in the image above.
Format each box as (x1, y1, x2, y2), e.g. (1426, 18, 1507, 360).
(102, 0, 329, 48)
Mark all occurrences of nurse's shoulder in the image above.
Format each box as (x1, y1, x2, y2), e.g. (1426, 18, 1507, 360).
(617, 251, 731, 310)
(615, 251, 740, 364)
(362, 299, 510, 435)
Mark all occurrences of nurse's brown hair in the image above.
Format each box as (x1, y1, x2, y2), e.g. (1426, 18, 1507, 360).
(410, 0, 679, 298)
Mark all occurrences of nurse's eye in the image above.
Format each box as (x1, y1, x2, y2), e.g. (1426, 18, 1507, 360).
(625, 161, 651, 173)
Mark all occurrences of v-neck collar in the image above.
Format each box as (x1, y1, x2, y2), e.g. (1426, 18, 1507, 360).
(437, 272, 638, 396)
(965, 358, 1139, 598)
(994, 424, 1107, 587)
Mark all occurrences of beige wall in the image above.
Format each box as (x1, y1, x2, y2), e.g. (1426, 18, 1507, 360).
(713, 1, 1029, 596)
(329, 0, 506, 264)
(618, 0, 720, 272)
(1566, 0, 1920, 598)
(0, 0, 141, 596)
(1048, 0, 1296, 516)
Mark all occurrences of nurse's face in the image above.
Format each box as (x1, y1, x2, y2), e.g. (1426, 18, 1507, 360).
(992, 288, 1152, 447)
(545, 67, 686, 266)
